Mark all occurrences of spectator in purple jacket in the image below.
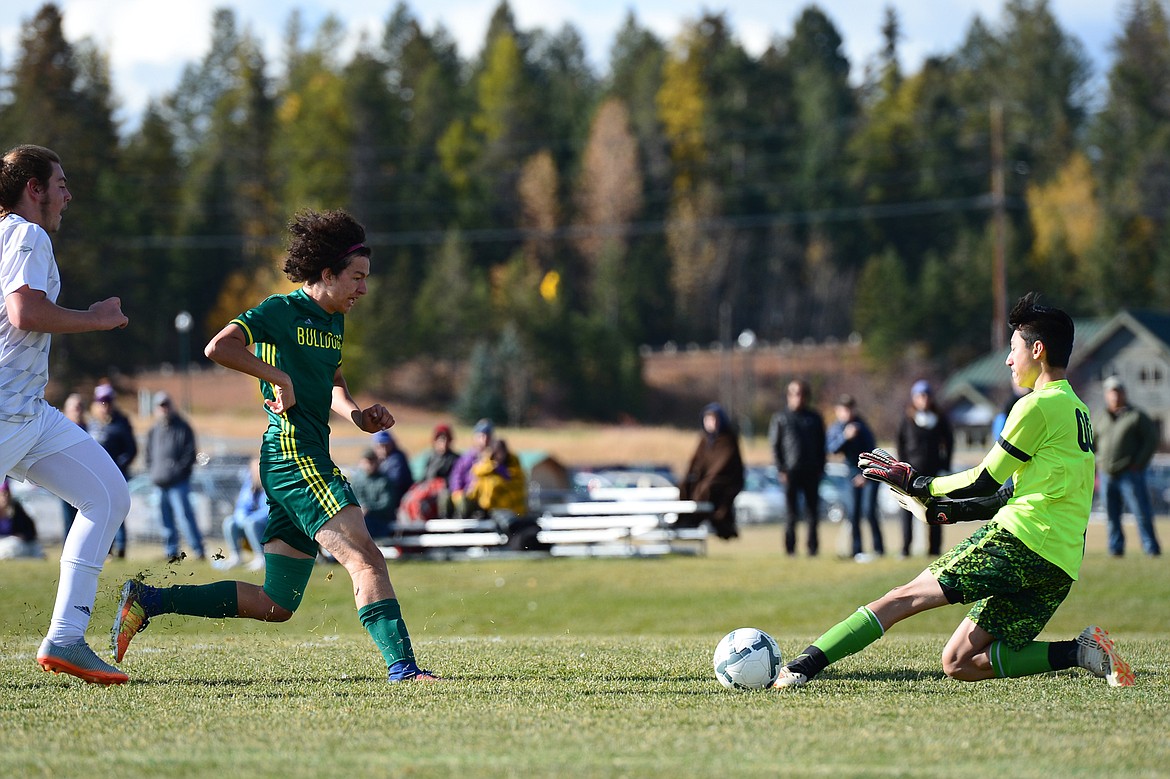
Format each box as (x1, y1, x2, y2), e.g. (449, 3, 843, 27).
(449, 419, 494, 518)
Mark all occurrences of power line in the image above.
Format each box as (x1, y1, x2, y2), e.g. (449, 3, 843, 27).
(114, 192, 1012, 251)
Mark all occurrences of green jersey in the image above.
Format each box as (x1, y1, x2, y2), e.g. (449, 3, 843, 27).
(932, 380, 1094, 580)
(230, 289, 345, 461)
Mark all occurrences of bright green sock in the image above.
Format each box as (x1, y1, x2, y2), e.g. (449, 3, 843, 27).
(358, 599, 415, 667)
(813, 606, 885, 664)
(161, 581, 239, 618)
(989, 640, 1053, 678)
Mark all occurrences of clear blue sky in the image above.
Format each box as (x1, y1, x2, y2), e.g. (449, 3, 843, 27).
(3, 0, 1120, 127)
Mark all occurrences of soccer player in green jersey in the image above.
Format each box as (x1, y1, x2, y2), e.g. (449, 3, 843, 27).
(112, 209, 438, 682)
(774, 292, 1134, 689)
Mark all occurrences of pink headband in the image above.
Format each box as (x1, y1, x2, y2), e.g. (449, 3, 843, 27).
(339, 243, 368, 261)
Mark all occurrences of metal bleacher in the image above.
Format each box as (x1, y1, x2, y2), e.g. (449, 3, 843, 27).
(373, 486, 710, 560)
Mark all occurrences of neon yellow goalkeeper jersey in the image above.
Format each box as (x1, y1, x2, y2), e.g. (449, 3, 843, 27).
(229, 289, 344, 461)
(932, 380, 1094, 579)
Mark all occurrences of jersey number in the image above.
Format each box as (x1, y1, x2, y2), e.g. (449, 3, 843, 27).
(1076, 408, 1094, 453)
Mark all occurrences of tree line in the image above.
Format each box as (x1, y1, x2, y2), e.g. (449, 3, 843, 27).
(1, 0, 1167, 424)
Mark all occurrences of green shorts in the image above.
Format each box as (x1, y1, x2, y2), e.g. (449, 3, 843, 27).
(929, 521, 1074, 651)
(260, 450, 358, 557)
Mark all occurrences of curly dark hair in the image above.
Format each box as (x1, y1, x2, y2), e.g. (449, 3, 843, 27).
(1008, 291, 1074, 368)
(283, 209, 371, 283)
(0, 144, 60, 212)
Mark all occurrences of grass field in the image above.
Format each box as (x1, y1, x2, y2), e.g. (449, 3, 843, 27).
(2, 522, 1168, 778)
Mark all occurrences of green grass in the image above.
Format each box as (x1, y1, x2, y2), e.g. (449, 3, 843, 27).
(2, 524, 1168, 778)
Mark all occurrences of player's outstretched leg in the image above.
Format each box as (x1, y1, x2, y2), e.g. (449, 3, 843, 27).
(1076, 626, 1135, 687)
(37, 638, 128, 685)
(773, 606, 884, 690)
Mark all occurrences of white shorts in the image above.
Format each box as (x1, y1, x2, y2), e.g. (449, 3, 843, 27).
(0, 399, 92, 482)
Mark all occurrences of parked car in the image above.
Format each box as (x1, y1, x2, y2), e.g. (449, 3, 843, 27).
(735, 462, 903, 526)
(733, 464, 847, 525)
(9, 452, 249, 545)
(568, 467, 678, 498)
(124, 453, 250, 545)
(734, 465, 786, 525)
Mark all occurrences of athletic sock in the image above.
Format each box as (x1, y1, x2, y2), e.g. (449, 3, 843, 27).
(817, 606, 885, 663)
(45, 557, 102, 645)
(1048, 640, 1079, 671)
(787, 606, 884, 680)
(358, 598, 415, 667)
(989, 640, 1060, 677)
(160, 581, 240, 618)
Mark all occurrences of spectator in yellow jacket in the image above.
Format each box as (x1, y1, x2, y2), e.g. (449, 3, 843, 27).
(465, 439, 528, 517)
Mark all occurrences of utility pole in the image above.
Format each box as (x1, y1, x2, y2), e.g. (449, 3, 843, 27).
(990, 99, 1008, 352)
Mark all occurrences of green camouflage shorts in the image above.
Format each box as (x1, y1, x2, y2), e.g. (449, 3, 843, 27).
(929, 521, 1074, 651)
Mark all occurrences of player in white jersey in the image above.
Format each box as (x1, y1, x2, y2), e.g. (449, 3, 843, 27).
(0, 144, 131, 684)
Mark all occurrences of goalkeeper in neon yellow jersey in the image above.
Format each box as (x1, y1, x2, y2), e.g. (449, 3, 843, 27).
(774, 292, 1134, 689)
(112, 209, 438, 683)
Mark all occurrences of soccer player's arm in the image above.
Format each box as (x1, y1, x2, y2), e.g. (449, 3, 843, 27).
(332, 368, 394, 433)
(5, 285, 127, 333)
(205, 317, 295, 412)
(3, 229, 127, 333)
(923, 483, 1015, 524)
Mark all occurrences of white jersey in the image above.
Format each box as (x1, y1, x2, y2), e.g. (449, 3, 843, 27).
(0, 213, 59, 423)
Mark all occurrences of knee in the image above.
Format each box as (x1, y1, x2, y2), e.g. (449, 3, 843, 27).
(344, 549, 388, 580)
(92, 479, 130, 521)
(108, 481, 132, 521)
(940, 651, 965, 679)
(940, 646, 982, 681)
(263, 603, 295, 622)
(254, 584, 298, 621)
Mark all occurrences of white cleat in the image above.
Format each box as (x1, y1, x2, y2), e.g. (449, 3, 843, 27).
(1076, 625, 1135, 687)
(772, 667, 809, 689)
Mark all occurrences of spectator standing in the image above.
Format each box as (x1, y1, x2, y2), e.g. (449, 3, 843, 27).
(769, 379, 826, 556)
(896, 380, 954, 557)
(0, 478, 44, 559)
(2, 143, 130, 683)
(88, 382, 136, 558)
(449, 418, 494, 517)
(827, 395, 884, 560)
(678, 402, 745, 540)
(145, 391, 204, 561)
(58, 392, 87, 538)
(213, 457, 269, 570)
(1095, 376, 1162, 557)
(349, 449, 396, 537)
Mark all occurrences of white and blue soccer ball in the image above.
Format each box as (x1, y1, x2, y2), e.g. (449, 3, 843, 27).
(713, 627, 782, 690)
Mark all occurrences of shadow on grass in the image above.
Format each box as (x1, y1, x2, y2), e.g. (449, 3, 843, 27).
(817, 667, 949, 684)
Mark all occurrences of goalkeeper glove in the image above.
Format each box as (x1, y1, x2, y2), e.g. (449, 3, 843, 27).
(889, 491, 954, 525)
(857, 448, 933, 499)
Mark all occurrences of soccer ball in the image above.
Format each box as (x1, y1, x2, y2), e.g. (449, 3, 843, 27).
(713, 627, 782, 690)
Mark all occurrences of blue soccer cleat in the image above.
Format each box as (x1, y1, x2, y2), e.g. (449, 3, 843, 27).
(388, 659, 441, 682)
